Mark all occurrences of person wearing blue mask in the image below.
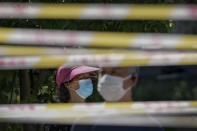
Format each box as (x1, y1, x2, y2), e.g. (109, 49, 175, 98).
(45, 66, 164, 131)
(56, 66, 100, 103)
(45, 66, 100, 131)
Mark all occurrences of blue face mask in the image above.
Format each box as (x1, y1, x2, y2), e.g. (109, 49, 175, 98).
(76, 79, 93, 99)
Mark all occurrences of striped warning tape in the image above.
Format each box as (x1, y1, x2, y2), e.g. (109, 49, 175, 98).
(0, 46, 141, 56)
(0, 101, 197, 126)
(1, 115, 197, 127)
(0, 45, 169, 56)
(0, 28, 197, 50)
(0, 3, 197, 20)
(0, 51, 197, 69)
(0, 46, 95, 56)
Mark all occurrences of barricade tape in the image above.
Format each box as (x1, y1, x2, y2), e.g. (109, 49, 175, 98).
(0, 46, 137, 56)
(0, 45, 177, 56)
(1, 115, 197, 127)
(0, 101, 197, 127)
(0, 51, 197, 69)
(0, 3, 197, 20)
(0, 46, 94, 56)
(0, 28, 197, 50)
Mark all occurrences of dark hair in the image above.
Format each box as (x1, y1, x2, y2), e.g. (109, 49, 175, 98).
(56, 84, 70, 103)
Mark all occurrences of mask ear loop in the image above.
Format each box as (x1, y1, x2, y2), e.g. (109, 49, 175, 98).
(123, 72, 137, 92)
(123, 74, 132, 81)
(122, 74, 133, 92)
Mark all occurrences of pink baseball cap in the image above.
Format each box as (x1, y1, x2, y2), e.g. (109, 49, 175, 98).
(56, 66, 100, 87)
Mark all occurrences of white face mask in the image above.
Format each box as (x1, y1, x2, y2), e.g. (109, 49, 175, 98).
(97, 74, 131, 102)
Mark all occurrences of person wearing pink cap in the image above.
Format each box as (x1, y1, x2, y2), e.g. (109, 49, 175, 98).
(56, 66, 100, 103)
(46, 66, 164, 131)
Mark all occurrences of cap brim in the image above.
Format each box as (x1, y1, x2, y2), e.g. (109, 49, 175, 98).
(69, 66, 100, 81)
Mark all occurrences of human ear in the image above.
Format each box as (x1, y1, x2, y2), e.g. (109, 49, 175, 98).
(130, 73, 138, 88)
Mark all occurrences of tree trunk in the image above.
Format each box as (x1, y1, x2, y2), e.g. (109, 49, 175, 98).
(20, 70, 31, 103)
(19, 70, 35, 131)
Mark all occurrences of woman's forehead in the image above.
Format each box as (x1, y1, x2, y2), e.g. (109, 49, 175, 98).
(102, 67, 130, 72)
(101, 67, 131, 76)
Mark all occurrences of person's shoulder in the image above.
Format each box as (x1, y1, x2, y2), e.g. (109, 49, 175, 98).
(93, 126, 164, 131)
(71, 125, 164, 131)
(44, 124, 71, 131)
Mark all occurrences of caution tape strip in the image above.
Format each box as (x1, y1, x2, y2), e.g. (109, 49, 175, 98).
(0, 51, 197, 69)
(0, 3, 197, 20)
(3, 45, 188, 56)
(0, 101, 197, 126)
(0, 28, 197, 50)
(1, 115, 197, 127)
(0, 46, 94, 56)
